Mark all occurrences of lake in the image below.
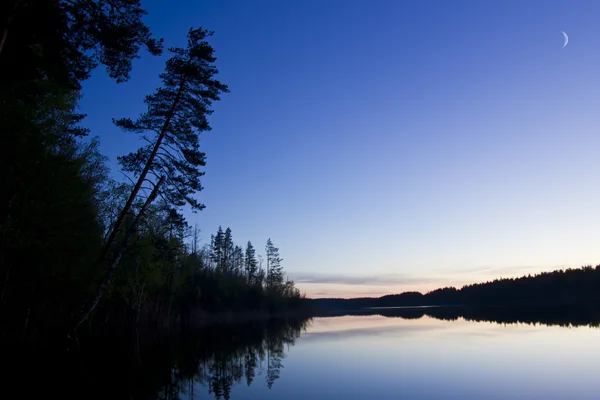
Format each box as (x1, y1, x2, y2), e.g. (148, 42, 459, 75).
(18, 306, 600, 399)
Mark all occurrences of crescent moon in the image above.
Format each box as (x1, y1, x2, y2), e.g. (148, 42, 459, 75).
(561, 31, 568, 48)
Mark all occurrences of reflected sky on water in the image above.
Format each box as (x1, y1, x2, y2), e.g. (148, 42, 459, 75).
(183, 314, 600, 400)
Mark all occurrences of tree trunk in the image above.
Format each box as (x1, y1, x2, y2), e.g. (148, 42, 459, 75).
(155, 299, 163, 326)
(22, 274, 36, 337)
(98, 78, 187, 262)
(1, 261, 11, 302)
(167, 296, 173, 327)
(74, 176, 164, 332)
(0, 0, 25, 57)
(135, 282, 145, 324)
(149, 297, 158, 325)
(0, 29, 8, 57)
(164, 262, 176, 325)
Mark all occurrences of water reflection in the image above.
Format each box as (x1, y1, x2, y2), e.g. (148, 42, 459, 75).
(320, 303, 600, 328)
(13, 318, 311, 399)
(294, 308, 600, 400)
(151, 319, 311, 400)
(10, 306, 600, 399)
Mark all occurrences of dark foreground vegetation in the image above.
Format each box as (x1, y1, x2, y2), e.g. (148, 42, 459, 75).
(311, 265, 600, 311)
(0, 0, 306, 346)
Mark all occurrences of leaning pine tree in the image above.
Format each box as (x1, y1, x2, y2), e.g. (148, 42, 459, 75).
(77, 28, 228, 328)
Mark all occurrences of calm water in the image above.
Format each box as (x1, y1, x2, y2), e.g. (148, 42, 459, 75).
(255, 316, 599, 400)
(168, 308, 600, 400)
(24, 307, 600, 399)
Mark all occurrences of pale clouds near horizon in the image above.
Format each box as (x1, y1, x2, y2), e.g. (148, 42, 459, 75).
(290, 264, 573, 298)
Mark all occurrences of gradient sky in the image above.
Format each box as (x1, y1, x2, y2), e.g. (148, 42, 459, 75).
(80, 0, 600, 298)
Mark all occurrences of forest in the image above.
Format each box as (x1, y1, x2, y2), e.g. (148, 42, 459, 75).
(311, 265, 600, 311)
(0, 0, 307, 345)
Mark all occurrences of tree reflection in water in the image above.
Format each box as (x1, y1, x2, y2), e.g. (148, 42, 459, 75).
(321, 303, 600, 328)
(158, 318, 311, 400)
(9, 317, 311, 400)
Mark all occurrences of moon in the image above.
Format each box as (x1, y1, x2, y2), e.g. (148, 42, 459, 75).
(561, 31, 568, 48)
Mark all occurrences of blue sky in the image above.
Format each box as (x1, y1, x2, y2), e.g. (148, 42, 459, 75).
(80, 0, 600, 298)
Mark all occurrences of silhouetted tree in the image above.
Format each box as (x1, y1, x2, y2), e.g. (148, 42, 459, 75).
(245, 242, 259, 283)
(0, 3, 308, 346)
(1, 0, 163, 339)
(212, 226, 225, 271)
(101, 27, 228, 262)
(0, 0, 162, 82)
(223, 227, 233, 273)
(86, 28, 228, 324)
(266, 239, 283, 292)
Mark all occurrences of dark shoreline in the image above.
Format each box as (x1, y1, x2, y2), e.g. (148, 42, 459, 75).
(309, 302, 600, 328)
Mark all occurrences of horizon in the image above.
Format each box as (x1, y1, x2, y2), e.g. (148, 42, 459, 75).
(303, 263, 585, 299)
(80, 0, 600, 298)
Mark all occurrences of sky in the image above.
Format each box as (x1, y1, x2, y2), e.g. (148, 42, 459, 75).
(80, 0, 600, 298)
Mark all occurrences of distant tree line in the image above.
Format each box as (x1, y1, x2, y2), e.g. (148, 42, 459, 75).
(0, 0, 306, 344)
(311, 265, 600, 311)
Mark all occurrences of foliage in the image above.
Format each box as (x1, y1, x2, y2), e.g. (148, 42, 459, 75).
(245, 241, 259, 284)
(1, 0, 162, 91)
(0, 0, 162, 339)
(116, 27, 229, 212)
(311, 265, 600, 311)
(265, 239, 284, 291)
(0, 134, 108, 338)
(0, 0, 305, 346)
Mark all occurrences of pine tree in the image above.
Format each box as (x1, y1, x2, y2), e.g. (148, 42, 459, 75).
(78, 26, 229, 325)
(265, 239, 283, 291)
(223, 227, 233, 272)
(244, 241, 258, 283)
(191, 223, 200, 254)
(212, 226, 224, 271)
(233, 245, 243, 275)
(0, 0, 162, 82)
(100, 27, 228, 262)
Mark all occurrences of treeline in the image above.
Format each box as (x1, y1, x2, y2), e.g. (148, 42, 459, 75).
(311, 265, 600, 311)
(0, 0, 305, 343)
(106, 225, 307, 330)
